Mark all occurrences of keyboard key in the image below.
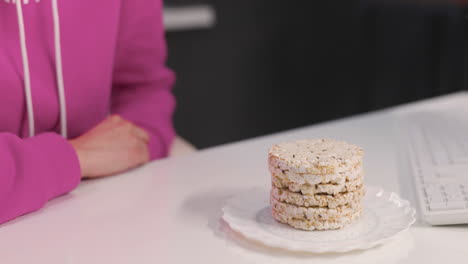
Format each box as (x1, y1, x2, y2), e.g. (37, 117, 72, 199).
(433, 151, 449, 165)
(446, 193, 465, 201)
(443, 183, 462, 195)
(428, 192, 445, 203)
(429, 202, 448, 211)
(445, 201, 466, 210)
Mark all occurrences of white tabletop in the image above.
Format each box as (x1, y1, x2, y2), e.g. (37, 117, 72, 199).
(1, 92, 468, 263)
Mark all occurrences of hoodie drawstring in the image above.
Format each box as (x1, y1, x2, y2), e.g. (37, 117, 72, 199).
(15, 0, 34, 137)
(51, 0, 67, 138)
(15, 0, 68, 138)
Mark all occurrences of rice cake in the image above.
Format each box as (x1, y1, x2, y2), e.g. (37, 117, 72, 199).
(269, 162, 363, 185)
(268, 139, 364, 175)
(271, 185, 365, 208)
(272, 174, 364, 195)
(270, 196, 361, 221)
(272, 207, 362, 231)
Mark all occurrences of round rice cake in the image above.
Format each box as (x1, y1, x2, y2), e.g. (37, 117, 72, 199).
(271, 185, 365, 208)
(269, 162, 363, 185)
(268, 139, 364, 175)
(272, 207, 362, 231)
(272, 174, 364, 195)
(270, 196, 361, 221)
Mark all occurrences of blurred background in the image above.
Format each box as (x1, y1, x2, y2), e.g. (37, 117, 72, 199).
(163, 0, 468, 149)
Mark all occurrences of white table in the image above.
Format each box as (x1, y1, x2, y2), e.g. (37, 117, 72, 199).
(1, 92, 468, 263)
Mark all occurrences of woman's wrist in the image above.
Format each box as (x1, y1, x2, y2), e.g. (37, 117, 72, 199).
(69, 139, 87, 178)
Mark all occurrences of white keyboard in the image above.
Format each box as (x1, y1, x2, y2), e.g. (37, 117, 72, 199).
(400, 110, 468, 225)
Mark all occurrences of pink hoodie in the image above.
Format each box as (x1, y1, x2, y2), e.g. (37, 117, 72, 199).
(0, 0, 175, 224)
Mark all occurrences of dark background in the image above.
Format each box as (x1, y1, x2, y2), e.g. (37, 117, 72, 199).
(165, 1, 468, 149)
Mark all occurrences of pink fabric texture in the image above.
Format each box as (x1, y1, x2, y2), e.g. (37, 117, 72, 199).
(0, 0, 175, 224)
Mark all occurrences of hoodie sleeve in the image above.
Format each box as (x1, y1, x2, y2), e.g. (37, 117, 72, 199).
(0, 132, 81, 224)
(111, 0, 176, 160)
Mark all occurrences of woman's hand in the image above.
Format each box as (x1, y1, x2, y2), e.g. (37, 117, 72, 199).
(69, 115, 150, 178)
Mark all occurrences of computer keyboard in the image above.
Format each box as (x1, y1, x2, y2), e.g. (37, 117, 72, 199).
(399, 109, 468, 225)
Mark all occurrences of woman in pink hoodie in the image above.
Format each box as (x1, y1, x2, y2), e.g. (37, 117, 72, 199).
(0, 0, 175, 224)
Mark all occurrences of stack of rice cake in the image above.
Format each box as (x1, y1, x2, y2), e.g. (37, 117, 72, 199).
(268, 139, 365, 231)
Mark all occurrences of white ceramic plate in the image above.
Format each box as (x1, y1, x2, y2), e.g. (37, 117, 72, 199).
(221, 186, 416, 253)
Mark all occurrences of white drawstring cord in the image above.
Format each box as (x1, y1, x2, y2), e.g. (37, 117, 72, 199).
(15, 0, 35, 137)
(14, 0, 67, 138)
(51, 0, 67, 138)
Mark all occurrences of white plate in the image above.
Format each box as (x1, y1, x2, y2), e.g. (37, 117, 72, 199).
(221, 186, 416, 253)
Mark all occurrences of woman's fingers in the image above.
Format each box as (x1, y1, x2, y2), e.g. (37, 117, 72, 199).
(113, 115, 150, 143)
(133, 126, 150, 143)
